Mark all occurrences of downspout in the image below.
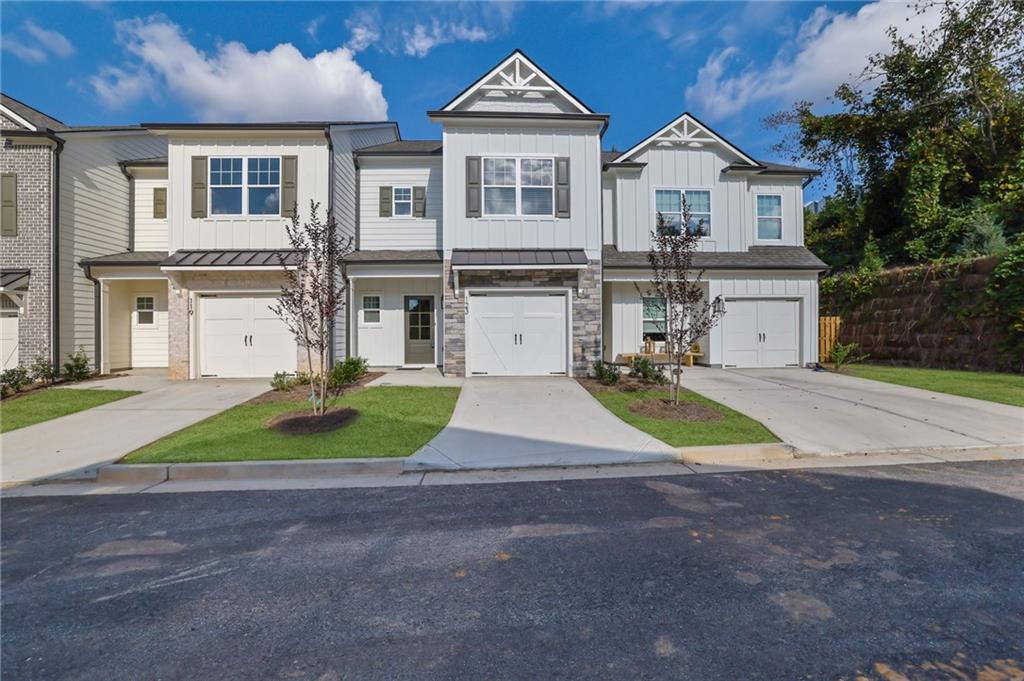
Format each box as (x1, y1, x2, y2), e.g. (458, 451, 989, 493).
(325, 126, 336, 366)
(81, 263, 101, 374)
(119, 161, 135, 251)
(51, 134, 64, 369)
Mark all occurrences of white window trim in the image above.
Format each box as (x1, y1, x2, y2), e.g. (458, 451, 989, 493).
(481, 155, 555, 218)
(391, 186, 413, 219)
(134, 294, 156, 328)
(755, 193, 784, 241)
(652, 186, 713, 239)
(208, 155, 282, 217)
(641, 295, 667, 341)
(360, 294, 383, 327)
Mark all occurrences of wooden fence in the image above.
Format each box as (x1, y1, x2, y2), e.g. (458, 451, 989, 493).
(819, 316, 842, 360)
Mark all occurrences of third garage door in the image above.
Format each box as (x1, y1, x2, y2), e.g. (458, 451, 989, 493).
(722, 299, 800, 368)
(467, 293, 567, 376)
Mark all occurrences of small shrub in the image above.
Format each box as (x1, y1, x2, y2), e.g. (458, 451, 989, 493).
(829, 342, 869, 372)
(30, 355, 58, 386)
(629, 356, 668, 385)
(1, 366, 31, 397)
(62, 347, 92, 382)
(292, 372, 312, 386)
(591, 360, 620, 386)
(328, 356, 368, 392)
(270, 372, 295, 392)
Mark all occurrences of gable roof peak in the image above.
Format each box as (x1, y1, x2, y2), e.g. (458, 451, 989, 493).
(612, 111, 758, 166)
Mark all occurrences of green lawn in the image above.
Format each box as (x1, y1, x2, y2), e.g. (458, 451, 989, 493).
(0, 388, 141, 433)
(123, 386, 461, 464)
(842, 364, 1024, 407)
(589, 387, 779, 447)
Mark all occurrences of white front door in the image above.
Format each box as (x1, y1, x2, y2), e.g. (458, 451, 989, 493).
(467, 293, 567, 376)
(0, 314, 18, 370)
(201, 296, 297, 378)
(722, 299, 800, 368)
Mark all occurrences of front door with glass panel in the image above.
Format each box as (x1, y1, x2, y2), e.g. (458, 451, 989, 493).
(404, 296, 434, 365)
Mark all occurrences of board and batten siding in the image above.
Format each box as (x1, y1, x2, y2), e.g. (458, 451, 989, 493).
(166, 137, 329, 252)
(603, 271, 818, 366)
(328, 123, 399, 363)
(59, 131, 168, 361)
(609, 145, 806, 252)
(352, 277, 442, 366)
(358, 158, 442, 250)
(133, 170, 169, 251)
(441, 125, 603, 258)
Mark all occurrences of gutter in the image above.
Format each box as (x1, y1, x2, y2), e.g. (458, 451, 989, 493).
(80, 262, 102, 373)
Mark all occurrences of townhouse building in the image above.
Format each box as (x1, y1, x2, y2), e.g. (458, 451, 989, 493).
(0, 49, 824, 380)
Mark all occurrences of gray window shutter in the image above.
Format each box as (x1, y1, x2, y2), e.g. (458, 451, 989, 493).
(413, 186, 426, 217)
(190, 156, 207, 219)
(555, 157, 570, 218)
(466, 156, 481, 217)
(1, 174, 16, 236)
(281, 155, 298, 218)
(379, 186, 392, 217)
(153, 187, 167, 219)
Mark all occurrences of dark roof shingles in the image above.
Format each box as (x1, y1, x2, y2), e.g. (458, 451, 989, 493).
(80, 251, 168, 266)
(355, 140, 443, 156)
(344, 249, 442, 263)
(602, 245, 826, 270)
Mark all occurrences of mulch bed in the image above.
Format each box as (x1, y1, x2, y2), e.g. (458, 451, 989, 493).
(627, 398, 722, 423)
(577, 376, 664, 394)
(267, 406, 359, 435)
(246, 371, 384, 405)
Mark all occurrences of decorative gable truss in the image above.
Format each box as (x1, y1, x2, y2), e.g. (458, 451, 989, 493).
(441, 50, 594, 115)
(612, 112, 759, 166)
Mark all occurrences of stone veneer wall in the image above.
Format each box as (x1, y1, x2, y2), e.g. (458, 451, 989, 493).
(167, 272, 297, 379)
(0, 139, 53, 366)
(442, 260, 602, 376)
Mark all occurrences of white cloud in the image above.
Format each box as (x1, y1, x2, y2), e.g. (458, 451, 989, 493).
(304, 16, 324, 42)
(90, 16, 388, 122)
(345, 11, 381, 53)
(403, 19, 490, 58)
(2, 20, 74, 63)
(685, 1, 946, 118)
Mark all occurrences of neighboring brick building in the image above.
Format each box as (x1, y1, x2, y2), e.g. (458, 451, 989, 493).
(0, 94, 65, 370)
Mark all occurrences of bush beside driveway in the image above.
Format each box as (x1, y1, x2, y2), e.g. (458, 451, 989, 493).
(0, 389, 140, 433)
(123, 386, 461, 464)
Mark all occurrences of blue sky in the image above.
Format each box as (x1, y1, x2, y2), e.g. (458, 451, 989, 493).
(1, 1, 942, 200)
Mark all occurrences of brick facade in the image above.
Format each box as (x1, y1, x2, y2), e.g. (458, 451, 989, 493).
(0, 138, 54, 367)
(442, 260, 602, 376)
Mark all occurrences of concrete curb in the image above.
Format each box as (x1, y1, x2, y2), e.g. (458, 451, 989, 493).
(676, 443, 795, 464)
(97, 457, 405, 483)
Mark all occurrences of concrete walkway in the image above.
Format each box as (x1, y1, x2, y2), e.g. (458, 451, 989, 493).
(367, 367, 464, 388)
(684, 367, 1024, 454)
(406, 377, 677, 470)
(1, 374, 267, 484)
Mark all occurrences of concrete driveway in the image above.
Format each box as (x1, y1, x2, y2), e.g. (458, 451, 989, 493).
(407, 378, 677, 470)
(684, 367, 1024, 455)
(1, 374, 267, 484)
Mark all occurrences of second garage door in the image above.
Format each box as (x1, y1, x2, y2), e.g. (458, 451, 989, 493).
(722, 299, 800, 368)
(467, 293, 567, 376)
(200, 296, 297, 378)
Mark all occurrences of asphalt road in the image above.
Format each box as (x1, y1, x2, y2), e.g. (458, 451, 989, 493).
(3, 461, 1024, 681)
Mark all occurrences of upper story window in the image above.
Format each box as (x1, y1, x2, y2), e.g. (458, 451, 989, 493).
(655, 189, 711, 237)
(756, 194, 783, 240)
(393, 187, 412, 216)
(210, 157, 280, 216)
(482, 157, 553, 216)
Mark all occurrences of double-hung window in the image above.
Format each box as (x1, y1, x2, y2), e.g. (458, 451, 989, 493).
(642, 296, 667, 342)
(393, 187, 412, 216)
(756, 194, 783, 240)
(210, 157, 280, 215)
(362, 296, 381, 325)
(482, 158, 554, 216)
(135, 296, 155, 326)
(654, 189, 711, 237)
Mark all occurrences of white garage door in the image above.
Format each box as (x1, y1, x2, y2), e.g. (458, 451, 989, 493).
(1, 314, 18, 371)
(467, 293, 567, 376)
(200, 296, 297, 378)
(722, 299, 800, 368)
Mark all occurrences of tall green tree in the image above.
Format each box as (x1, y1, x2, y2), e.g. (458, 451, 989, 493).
(768, 0, 1024, 266)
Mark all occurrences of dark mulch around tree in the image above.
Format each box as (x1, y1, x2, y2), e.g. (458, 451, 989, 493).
(577, 376, 665, 394)
(247, 371, 384, 405)
(266, 407, 359, 435)
(627, 398, 722, 423)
